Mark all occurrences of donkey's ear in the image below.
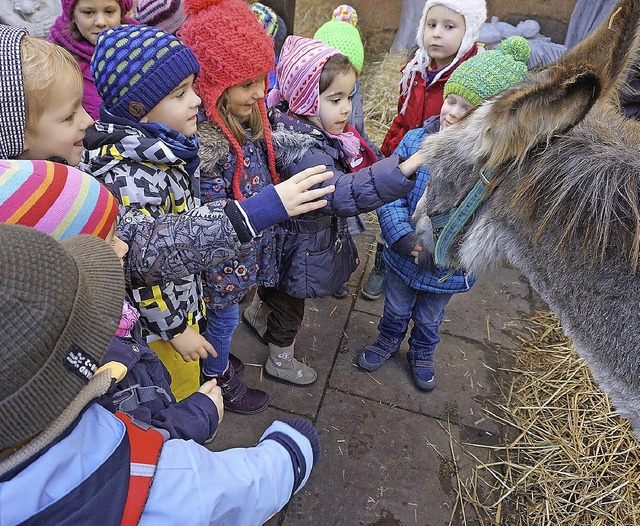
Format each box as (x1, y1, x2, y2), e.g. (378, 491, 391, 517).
(479, 65, 600, 168)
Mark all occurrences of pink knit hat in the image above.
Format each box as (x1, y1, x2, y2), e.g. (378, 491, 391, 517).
(272, 35, 341, 116)
(180, 0, 279, 200)
(49, 0, 137, 61)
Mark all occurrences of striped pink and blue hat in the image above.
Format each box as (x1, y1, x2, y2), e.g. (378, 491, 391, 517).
(273, 35, 341, 116)
(0, 159, 119, 240)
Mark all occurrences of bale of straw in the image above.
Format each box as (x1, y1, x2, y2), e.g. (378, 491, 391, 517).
(360, 50, 408, 147)
(453, 311, 640, 525)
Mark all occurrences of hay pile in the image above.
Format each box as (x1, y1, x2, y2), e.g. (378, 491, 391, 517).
(360, 50, 407, 147)
(456, 311, 640, 525)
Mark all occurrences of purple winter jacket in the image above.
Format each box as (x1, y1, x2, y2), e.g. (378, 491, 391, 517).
(269, 106, 415, 298)
(78, 59, 102, 121)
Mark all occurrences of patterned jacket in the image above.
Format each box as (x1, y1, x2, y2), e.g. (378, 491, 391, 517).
(197, 120, 278, 309)
(81, 122, 205, 342)
(269, 107, 414, 298)
(378, 116, 476, 293)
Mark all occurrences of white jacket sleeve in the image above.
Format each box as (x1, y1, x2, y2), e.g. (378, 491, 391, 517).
(139, 420, 317, 526)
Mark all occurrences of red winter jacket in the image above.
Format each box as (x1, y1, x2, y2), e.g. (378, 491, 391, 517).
(381, 46, 480, 157)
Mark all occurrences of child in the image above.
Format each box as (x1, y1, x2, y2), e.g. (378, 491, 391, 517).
(82, 23, 221, 402)
(48, 0, 137, 120)
(81, 24, 335, 402)
(0, 158, 223, 444)
(358, 36, 530, 390)
(180, 0, 280, 414)
(135, 0, 186, 34)
(250, 36, 422, 386)
(380, 0, 487, 157)
(365, 0, 486, 302)
(0, 222, 320, 524)
(3, 28, 94, 166)
(249, 2, 287, 92)
(313, 3, 381, 284)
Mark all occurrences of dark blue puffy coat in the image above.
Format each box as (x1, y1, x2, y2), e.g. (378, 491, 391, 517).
(269, 107, 415, 298)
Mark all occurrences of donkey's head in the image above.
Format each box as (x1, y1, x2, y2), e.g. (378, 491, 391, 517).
(414, 0, 640, 274)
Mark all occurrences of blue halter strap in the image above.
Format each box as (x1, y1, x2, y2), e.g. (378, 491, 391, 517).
(430, 168, 494, 266)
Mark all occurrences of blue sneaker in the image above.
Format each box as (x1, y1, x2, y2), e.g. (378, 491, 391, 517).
(357, 336, 399, 372)
(407, 351, 437, 391)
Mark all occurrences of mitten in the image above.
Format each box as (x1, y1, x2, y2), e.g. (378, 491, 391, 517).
(391, 232, 418, 257)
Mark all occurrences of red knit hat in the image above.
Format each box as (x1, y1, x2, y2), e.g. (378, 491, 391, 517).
(180, 0, 279, 200)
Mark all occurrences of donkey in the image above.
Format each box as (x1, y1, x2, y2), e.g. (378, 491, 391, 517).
(413, 0, 640, 435)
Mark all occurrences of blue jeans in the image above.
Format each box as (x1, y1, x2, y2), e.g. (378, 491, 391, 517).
(378, 268, 453, 360)
(203, 303, 239, 377)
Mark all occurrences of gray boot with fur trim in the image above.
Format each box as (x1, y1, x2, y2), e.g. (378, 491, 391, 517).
(242, 291, 269, 343)
(264, 342, 317, 386)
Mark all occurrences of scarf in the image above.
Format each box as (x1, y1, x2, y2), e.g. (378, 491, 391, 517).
(98, 106, 200, 176)
(326, 130, 361, 164)
(115, 299, 140, 338)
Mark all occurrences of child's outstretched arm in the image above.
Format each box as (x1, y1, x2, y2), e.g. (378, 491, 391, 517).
(143, 419, 320, 524)
(120, 166, 335, 288)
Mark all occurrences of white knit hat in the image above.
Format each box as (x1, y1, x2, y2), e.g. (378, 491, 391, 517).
(399, 0, 487, 115)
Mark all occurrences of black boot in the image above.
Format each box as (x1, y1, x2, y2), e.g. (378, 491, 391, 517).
(361, 241, 386, 300)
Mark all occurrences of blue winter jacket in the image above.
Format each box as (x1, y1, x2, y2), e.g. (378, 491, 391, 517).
(197, 120, 279, 309)
(379, 116, 476, 293)
(96, 306, 218, 444)
(269, 106, 415, 298)
(0, 403, 316, 526)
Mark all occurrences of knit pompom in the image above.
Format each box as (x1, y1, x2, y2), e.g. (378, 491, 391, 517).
(183, 0, 223, 16)
(498, 35, 531, 64)
(332, 4, 358, 26)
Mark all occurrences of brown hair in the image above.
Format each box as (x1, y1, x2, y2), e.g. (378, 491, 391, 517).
(216, 88, 265, 145)
(21, 37, 84, 135)
(319, 53, 358, 95)
(70, 0, 126, 43)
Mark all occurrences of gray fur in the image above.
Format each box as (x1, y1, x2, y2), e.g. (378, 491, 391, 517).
(412, 0, 640, 435)
(270, 128, 322, 167)
(197, 120, 230, 174)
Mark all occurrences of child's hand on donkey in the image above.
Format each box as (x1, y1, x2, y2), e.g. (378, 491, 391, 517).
(170, 325, 217, 362)
(275, 165, 336, 216)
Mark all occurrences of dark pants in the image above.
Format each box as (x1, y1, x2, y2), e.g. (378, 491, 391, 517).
(257, 286, 305, 347)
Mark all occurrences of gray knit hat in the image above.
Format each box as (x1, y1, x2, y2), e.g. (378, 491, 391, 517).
(0, 224, 124, 451)
(0, 25, 27, 159)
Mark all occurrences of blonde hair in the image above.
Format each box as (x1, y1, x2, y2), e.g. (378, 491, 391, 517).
(21, 37, 84, 134)
(216, 90, 265, 145)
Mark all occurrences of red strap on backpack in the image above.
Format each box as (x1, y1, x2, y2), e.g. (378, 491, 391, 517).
(115, 412, 165, 526)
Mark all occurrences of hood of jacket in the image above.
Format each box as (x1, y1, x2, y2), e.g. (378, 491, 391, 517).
(269, 107, 325, 168)
(196, 119, 231, 175)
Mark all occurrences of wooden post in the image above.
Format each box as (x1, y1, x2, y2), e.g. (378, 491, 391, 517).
(258, 0, 296, 36)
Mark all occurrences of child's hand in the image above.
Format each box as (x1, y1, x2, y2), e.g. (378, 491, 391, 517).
(398, 150, 426, 178)
(275, 165, 336, 217)
(410, 244, 422, 259)
(199, 379, 224, 424)
(170, 325, 217, 362)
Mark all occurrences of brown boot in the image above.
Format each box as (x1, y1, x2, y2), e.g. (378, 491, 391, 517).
(213, 365, 269, 414)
